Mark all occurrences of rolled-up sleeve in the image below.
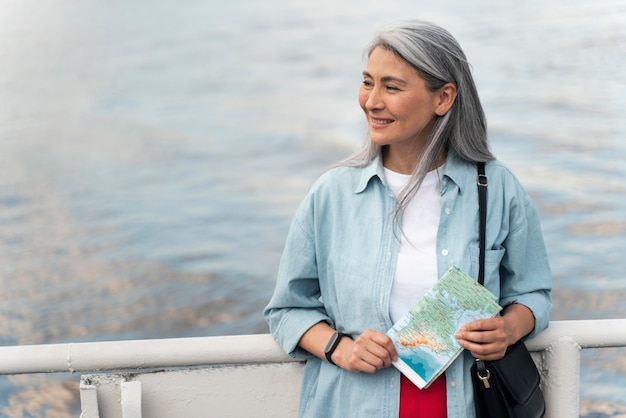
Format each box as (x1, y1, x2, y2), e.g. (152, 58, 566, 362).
(264, 197, 331, 358)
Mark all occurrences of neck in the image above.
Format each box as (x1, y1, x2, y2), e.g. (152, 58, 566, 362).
(382, 146, 447, 174)
(382, 144, 421, 174)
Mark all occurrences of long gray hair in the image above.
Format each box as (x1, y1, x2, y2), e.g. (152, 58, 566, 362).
(341, 20, 494, 215)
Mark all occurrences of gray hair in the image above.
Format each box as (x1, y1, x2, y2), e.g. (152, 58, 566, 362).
(340, 20, 494, 216)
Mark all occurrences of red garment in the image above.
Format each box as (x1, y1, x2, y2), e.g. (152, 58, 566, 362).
(399, 373, 447, 418)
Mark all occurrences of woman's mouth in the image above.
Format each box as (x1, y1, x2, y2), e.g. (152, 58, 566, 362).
(371, 118, 394, 126)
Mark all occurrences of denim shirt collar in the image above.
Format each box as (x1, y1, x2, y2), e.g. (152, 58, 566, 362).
(354, 154, 387, 194)
(442, 151, 474, 195)
(354, 151, 473, 195)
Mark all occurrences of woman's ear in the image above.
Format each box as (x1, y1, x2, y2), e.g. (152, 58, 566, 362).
(435, 83, 457, 116)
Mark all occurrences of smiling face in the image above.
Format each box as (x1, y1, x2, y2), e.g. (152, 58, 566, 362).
(358, 46, 452, 172)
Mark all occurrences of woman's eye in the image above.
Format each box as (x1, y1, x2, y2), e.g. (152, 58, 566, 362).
(386, 85, 400, 91)
(362, 80, 373, 87)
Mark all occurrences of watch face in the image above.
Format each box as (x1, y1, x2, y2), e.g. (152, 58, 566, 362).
(325, 333, 339, 353)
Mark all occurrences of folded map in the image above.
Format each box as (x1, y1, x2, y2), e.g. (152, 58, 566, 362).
(387, 266, 502, 389)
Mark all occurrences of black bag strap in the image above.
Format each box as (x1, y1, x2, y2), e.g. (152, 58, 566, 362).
(477, 162, 487, 286)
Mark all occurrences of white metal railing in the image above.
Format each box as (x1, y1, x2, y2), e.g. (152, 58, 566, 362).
(524, 319, 626, 417)
(0, 319, 625, 417)
(0, 334, 288, 375)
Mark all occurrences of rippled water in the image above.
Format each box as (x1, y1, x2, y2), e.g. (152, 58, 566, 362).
(1, 0, 625, 415)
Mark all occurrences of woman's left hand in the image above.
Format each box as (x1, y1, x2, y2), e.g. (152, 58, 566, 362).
(454, 316, 509, 361)
(455, 303, 536, 361)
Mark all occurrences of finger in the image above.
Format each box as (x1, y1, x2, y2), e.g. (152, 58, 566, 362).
(343, 343, 376, 373)
(363, 342, 396, 368)
(457, 319, 506, 344)
(373, 334, 399, 362)
(458, 329, 502, 345)
(457, 336, 507, 360)
(458, 317, 501, 333)
(362, 331, 398, 361)
(361, 350, 388, 371)
(352, 332, 397, 370)
(346, 343, 387, 373)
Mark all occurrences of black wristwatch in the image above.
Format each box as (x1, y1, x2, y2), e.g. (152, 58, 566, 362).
(324, 332, 350, 366)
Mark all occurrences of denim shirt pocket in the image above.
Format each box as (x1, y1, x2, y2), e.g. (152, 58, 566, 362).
(469, 245, 505, 299)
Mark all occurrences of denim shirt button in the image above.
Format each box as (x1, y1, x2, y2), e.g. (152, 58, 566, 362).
(445, 207, 451, 215)
(450, 381, 457, 388)
(441, 249, 449, 256)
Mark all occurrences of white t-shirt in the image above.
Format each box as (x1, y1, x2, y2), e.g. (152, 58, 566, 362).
(384, 167, 442, 324)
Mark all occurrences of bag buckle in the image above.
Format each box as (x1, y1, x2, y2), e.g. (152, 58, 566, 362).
(477, 174, 488, 187)
(477, 369, 491, 389)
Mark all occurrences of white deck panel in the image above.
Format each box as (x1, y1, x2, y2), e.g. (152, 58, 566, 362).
(81, 362, 303, 418)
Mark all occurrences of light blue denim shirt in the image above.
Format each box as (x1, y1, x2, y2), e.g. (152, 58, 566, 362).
(264, 152, 552, 418)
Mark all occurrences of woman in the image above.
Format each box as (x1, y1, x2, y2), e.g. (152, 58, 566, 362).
(264, 20, 551, 418)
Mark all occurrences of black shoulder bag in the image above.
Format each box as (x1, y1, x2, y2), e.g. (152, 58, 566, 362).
(470, 162, 546, 418)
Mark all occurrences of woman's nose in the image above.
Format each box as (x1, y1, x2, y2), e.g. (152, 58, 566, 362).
(364, 87, 383, 111)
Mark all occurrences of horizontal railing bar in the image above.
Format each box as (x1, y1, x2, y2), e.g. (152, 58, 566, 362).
(0, 319, 625, 375)
(525, 319, 626, 350)
(0, 334, 296, 375)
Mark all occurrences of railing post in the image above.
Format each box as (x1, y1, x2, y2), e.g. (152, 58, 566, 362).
(541, 336, 581, 418)
(121, 381, 142, 418)
(79, 380, 100, 418)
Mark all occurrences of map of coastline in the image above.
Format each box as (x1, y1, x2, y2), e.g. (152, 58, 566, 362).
(387, 266, 502, 389)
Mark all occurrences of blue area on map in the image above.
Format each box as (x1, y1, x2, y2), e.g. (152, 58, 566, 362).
(398, 349, 439, 381)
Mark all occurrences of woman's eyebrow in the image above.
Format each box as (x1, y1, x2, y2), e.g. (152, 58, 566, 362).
(362, 71, 408, 85)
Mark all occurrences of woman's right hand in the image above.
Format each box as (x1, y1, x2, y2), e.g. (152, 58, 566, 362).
(334, 329, 398, 373)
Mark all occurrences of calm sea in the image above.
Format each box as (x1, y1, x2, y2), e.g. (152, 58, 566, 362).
(1, 0, 625, 415)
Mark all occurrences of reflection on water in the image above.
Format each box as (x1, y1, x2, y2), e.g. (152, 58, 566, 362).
(0, 377, 78, 418)
(1, 0, 625, 415)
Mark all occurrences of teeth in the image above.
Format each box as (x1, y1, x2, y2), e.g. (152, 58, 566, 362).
(372, 119, 392, 124)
